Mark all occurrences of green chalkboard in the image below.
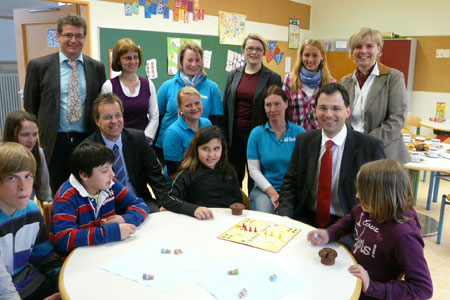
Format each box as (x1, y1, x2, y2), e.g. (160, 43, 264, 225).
(99, 27, 243, 94)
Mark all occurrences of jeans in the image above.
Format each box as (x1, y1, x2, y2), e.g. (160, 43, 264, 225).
(250, 186, 275, 214)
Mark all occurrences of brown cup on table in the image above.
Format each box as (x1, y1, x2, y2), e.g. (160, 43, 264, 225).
(230, 203, 245, 215)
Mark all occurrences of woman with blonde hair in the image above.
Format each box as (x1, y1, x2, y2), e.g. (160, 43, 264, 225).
(341, 28, 409, 163)
(102, 38, 159, 144)
(156, 42, 223, 163)
(283, 39, 336, 130)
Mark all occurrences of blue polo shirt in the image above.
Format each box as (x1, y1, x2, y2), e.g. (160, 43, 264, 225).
(247, 121, 305, 191)
(163, 117, 212, 162)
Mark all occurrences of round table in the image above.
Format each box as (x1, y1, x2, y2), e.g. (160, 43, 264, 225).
(59, 209, 361, 300)
(420, 120, 450, 141)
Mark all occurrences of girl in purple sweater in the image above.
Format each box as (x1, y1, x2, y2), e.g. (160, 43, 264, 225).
(308, 159, 433, 300)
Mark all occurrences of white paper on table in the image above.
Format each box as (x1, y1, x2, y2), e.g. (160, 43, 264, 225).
(285, 57, 291, 73)
(203, 50, 212, 69)
(146, 59, 158, 79)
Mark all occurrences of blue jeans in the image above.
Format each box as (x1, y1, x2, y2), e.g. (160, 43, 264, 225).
(250, 186, 275, 214)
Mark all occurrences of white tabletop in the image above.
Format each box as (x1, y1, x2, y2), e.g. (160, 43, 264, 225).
(59, 209, 361, 300)
(420, 120, 450, 132)
(404, 143, 450, 172)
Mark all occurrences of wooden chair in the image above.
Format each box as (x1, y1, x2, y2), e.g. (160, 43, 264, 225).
(241, 190, 251, 210)
(405, 112, 422, 135)
(41, 201, 53, 233)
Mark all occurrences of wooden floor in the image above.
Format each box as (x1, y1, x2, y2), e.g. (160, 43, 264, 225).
(415, 172, 450, 300)
(243, 171, 450, 299)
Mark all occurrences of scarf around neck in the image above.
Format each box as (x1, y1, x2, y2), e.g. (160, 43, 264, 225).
(179, 71, 205, 87)
(300, 66, 322, 89)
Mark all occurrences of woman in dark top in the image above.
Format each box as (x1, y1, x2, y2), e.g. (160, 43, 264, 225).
(162, 126, 242, 220)
(222, 33, 282, 190)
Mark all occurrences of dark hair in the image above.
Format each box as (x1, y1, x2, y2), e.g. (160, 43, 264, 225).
(356, 159, 413, 224)
(261, 85, 292, 124)
(179, 126, 235, 180)
(2, 111, 42, 190)
(93, 93, 124, 120)
(57, 14, 87, 36)
(70, 142, 115, 182)
(111, 38, 144, 71)
(316, 83, 350, 107)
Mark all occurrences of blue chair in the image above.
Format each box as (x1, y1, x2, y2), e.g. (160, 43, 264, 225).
(437, 194, 450, 244)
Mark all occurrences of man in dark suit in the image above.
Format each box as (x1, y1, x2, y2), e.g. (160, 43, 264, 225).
(24, 14, 106, 194)
(278, 83, 385, 228)
(85, 93, 166, 212)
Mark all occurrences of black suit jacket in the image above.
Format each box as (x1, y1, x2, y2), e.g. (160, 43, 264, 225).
(278, 126, 385, 222)
(85, 128, 167, 208)
(222, 63, 282, 146)
(23, 52, 106, 162)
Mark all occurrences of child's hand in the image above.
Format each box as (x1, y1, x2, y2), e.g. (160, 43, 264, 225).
(101, 215, 126, 225)
(44, 292, 61, 300)
(307, 230, 329, 245)
(194, 207, 214, 220)
(348, 264, 370, 293)
(119, 223, 136, 240)
(159, 206, 167, 212)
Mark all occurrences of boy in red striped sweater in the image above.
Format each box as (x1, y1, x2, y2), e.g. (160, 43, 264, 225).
(50, 142, 149, 255)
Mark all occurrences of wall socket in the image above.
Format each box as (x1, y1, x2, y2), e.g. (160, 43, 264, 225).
(436, 49, 450, 58)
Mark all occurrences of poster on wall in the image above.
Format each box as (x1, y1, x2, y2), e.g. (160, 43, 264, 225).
(218, 11, 246, 45)
(225, 50, 245, 72)
(167, 37, 202, 75)
(288, 18, 300, 49)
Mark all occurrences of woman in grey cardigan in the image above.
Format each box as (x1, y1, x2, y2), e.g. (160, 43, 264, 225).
(341, 27, 410, 163)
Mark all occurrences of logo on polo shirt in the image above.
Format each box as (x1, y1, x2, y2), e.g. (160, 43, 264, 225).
(283, 137, 296, 142)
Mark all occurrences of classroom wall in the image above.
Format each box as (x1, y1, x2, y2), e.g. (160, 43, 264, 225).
(309, 0, 450, 134)
(0, 19, 17, 61)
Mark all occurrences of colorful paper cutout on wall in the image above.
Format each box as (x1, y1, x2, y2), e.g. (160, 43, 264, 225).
(139, 0, 146, 5)
(124, 3, 132, 16)
(157, 2, 164, 14)
(150, 2, 157, 14)
(219, 11, 246, 45)
(203, 50, 212, 69)
(288, 18, 300, 49)
(163, 6, 170, 18)
(47, 29, 59, 47)
(175, 0, 181, 8)
(146, 59, 158, 79)
(274, 53, 284, 65)
(267, 41, 277, 54)
(167, 37, 201, 75)
(187, 1, 193, 12)
(144, 5, 151, 18)
(132, 2, 139, 15)
(266, 50, 274, 63)
(173, 8, 179, 21)
(225, 50, 245, 72)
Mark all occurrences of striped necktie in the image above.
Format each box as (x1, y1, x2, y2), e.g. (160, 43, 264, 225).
(113, 144, 126, 186)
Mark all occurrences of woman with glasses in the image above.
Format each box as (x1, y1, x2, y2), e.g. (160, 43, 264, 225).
(222, 33, 282, 191)
(341, 28, 409, 163)
(283, 39, 336, 131)
(102, 38, 159, 145)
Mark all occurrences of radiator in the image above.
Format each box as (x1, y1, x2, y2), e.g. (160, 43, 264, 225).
(0, 73, 21, 133)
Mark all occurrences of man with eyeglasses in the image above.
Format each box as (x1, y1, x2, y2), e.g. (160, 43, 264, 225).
(85, 93, 166, 213)
(24, 14, 106, 194)
(278, 84, 385, 236)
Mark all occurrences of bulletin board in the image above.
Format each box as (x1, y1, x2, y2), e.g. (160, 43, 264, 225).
(99, 27, 296, 92)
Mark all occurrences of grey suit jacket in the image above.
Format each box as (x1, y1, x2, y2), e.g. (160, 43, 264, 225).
(340, 62, 410, 163)
(222, 63, 282, 146)
(24, 52, 106, 162)
(278, 126, 385, 222)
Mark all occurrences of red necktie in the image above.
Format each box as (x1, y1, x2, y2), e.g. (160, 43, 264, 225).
(316, 140, 333, 228)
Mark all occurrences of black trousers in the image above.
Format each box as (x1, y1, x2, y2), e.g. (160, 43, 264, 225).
(48, 132, 86, 195)
(229, 127, 254, 193)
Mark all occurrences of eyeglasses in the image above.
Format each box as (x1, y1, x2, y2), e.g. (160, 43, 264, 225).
(101, 114, 123, 121)
(245, 47, 264, 53)
(60, 33, 85, 40)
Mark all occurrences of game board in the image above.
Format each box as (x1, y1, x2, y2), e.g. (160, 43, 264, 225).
(218, 218, 301, 253)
